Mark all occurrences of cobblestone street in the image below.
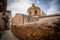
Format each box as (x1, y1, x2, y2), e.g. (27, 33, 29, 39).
(0, 30, 19, 40)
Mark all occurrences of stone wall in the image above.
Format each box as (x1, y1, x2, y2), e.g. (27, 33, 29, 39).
(11, 16, 60, 40)
(11, 14, 38, 25)
(0, 18, 5, 31)
(11, 14, 24, 25)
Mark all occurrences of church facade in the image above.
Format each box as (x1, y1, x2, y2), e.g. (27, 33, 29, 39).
(11, 4, 46, 25)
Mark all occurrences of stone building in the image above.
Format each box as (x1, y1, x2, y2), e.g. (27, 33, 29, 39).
(0, 10, 11, 30)
(11, 4, 46, 25)
(11, 13, 37, 25)
(0, 0, 7, 15)
(11, 13, 24, 25)
(41, 11, 46, 16)
(28, 4, 41, 18)
(0, 0, 12, 30)
(5, 10, 12, 20)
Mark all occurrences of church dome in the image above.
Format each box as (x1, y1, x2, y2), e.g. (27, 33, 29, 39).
(27, 4, 40, 11)
(27, 4, 41, 18)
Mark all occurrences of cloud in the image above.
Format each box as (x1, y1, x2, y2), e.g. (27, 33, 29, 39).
(7, 0, 33, 17)
(37, 0, 40, 5)
(7, 0, 59, 17)
(47, 0, 58, 15)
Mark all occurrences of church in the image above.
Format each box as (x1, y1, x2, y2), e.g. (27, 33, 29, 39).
(11, 4, 46, 25)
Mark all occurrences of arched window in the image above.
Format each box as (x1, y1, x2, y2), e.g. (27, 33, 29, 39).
(29, 11, 32, 16)
(34, 11, 37, 16)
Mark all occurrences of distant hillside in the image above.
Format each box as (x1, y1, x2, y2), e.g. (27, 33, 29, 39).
(11, 16, 60, 40)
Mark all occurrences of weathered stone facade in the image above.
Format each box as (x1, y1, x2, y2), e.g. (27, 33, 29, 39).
(11, 13, 24, 25)
(11, 4, 46, 25)
(28, 4, 41, 18)
(5, 10, 11, 19)
(11, 15, 60, 40)
(0, 10, 11, 30)
(11, 13, 38, 25)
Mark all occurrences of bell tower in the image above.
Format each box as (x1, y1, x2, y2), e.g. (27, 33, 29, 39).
(27, 4, 41, 18)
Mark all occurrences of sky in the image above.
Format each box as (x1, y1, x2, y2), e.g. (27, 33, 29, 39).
(7, 0, 60, 17)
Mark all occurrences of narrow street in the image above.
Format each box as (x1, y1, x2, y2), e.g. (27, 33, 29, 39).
(0, 30, 19, 40)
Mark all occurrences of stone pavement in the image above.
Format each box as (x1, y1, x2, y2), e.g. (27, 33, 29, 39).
(0, 30, 19, 40)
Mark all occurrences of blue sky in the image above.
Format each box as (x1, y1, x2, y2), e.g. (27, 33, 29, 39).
(7, 0, 60, 17)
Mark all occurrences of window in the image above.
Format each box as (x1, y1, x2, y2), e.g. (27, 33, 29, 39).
(34, 11, 37, 16)
(30, 11, 32, 16)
